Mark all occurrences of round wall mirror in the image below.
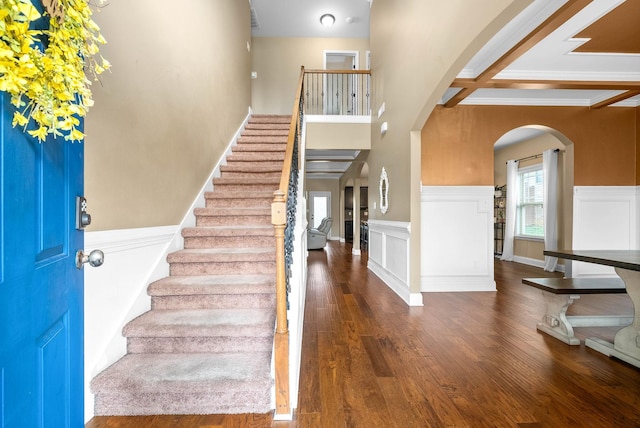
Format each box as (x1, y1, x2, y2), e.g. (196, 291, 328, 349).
(379, 167, 389, 214)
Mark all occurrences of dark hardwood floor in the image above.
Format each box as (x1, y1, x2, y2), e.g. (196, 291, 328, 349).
(86, 241, 640, 427)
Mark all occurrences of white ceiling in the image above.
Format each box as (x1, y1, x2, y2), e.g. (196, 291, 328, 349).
(305, 149, 361, 180)
(250, 0, 370, 39)
(250, 0, 640, 175)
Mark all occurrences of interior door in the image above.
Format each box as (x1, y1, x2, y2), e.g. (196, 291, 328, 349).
(324, 52, 358, 115)
(309, 191, 331, 229)
(0, 91, 85, 426)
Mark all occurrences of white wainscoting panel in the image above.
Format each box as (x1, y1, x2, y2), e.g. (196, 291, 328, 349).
(367, 220, 422, 306)
(421, 186, 496, 292)
(83, 225, 178, 420)
(572, 186, 639, 278)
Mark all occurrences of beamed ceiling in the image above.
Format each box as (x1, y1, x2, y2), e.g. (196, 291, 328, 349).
(443, 0, 640, 109)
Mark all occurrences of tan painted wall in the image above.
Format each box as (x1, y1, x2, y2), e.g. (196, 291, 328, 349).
(422, 105, 638, 186)
(368, 0, 527, 222)
(369, 0, 527, 293)
(85, 0, 251, 231)
(306, 123, 371, 150)
(494, 133, 565, 185)
(250, 37, 370, 114)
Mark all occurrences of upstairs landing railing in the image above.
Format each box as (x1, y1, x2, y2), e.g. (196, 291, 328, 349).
(303, 69, 371, 116)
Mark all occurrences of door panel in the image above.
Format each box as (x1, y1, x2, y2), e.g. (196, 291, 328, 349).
(38, 141, 67, 260)
(309, 191, 331, 229)
(0, 90, 84, 427)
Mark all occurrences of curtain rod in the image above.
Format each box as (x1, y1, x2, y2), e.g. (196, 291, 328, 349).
(507, 148, 560, 164)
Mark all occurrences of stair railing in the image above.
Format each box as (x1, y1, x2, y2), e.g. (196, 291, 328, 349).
(303, 68, 371, 116)
(272, 66, 305, 416)
(271, 66, 371, 417)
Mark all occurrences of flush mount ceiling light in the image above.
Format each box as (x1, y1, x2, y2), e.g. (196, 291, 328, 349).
(320, 13, 335, 28)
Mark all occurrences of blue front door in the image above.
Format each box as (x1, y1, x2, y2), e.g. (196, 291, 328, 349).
(0, 89, 84, 426)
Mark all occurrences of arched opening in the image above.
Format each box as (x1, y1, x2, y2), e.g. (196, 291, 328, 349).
(493, 125, 575, 270)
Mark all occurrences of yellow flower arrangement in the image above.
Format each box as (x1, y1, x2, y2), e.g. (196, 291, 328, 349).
(0, 0, 109, 142)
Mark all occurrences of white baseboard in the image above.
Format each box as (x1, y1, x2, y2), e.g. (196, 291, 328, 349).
(84, 225, 178, 421)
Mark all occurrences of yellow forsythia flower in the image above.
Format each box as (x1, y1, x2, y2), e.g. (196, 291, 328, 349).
(12, 110, 28, 127)
(0, 0, 108, 142)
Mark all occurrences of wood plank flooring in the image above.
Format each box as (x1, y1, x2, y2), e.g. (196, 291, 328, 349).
(86, 241, 640, 427)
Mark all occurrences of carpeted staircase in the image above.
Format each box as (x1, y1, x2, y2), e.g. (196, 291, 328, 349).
(90, 115, 291, 415)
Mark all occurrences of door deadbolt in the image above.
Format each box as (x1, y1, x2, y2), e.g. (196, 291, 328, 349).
(76, 196, 92, 230)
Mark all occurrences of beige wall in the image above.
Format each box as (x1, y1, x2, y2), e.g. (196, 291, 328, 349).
(368, 0, 526, 221)
(85, 0, 251, 231)
(250, 37, 369, 114)
(369, 0, 527, 293)
(306, 122, 371, 150)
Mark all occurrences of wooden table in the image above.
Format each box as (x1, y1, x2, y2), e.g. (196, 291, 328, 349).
(544, 250, 640, 368)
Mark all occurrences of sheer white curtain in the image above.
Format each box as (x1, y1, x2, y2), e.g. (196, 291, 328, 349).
(501, 160, 519, 261)
(543, 149, 559, 271)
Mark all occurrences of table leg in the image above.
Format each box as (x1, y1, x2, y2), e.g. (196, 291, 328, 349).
(613, 268, 640, 360)
(537, 292, 581, 345)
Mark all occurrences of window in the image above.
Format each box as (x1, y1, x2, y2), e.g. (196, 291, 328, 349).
(516, 164, 544, 238)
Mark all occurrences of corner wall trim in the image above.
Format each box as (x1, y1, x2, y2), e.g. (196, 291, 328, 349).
(367, 219, 422, 306)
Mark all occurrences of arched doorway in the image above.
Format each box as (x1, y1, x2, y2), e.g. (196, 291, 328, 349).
(493, 125, 575, 272)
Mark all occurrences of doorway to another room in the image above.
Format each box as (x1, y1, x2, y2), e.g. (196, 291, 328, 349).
(323, 51, 359, 115)
(309, 191, 332, 230)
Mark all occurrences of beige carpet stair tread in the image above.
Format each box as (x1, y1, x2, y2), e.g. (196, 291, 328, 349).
(238, 136, 287, 143)
(241, 129, 289, 136)
(248, 115, 291, 123)
(123, 308, 276, 337)
(213, 176, 280, 185)
(221, 163, 284, 172)
(204, 190, 274, 198)
(182, 225, 274, 237)
(231, 144, 286, 152)
(226, 152, 285, 161)
(148, 275, 274, 296)
(91, 352, 272, 394)
(167, 247, 276, 263)
(194, 207, 271, 216)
